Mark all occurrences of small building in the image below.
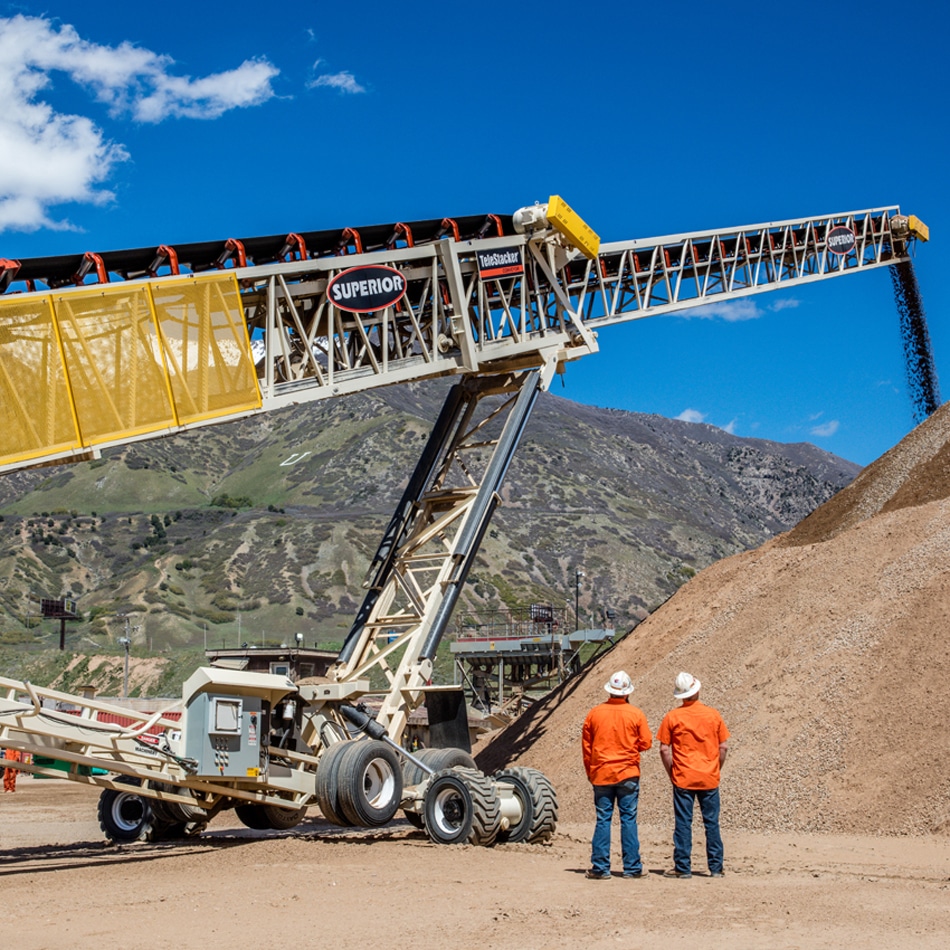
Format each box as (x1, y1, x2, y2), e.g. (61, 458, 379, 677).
(204, 646, 337, 682)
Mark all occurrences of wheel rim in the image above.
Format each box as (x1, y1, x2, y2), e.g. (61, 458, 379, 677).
(430, 786, 465, 837)
(111, 792, 146, 833)
(361, 759, 397, 809)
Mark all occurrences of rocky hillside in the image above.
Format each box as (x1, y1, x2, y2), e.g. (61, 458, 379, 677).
(0, 379, 858, 659)
(477, 401, 950, 836)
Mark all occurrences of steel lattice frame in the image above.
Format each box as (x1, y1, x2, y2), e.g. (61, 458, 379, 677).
(234, 206, 910, 416)
(331, 363, 555, 738)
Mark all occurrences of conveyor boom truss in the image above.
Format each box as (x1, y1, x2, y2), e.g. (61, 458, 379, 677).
(0, 205, 917, 473)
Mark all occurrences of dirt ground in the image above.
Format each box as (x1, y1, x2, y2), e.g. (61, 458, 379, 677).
(1, 778, 948, 949)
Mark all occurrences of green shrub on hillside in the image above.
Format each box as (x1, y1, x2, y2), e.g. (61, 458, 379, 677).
(0, 630, 30, 645)
(211, 593, 238, 611)
(192, 606, 234, 624)
(210, 494, 253, 509)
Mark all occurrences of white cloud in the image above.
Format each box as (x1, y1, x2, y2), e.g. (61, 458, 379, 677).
(721, 418, 738, 435)
(131, 60, 279, 122)
(810, 419, 840, 437)
(308, 70, 365, 94)
(683, 299, 762, 321)
(768, 298, 800, 312)
(0, 14, 278, 232)
(683, 295, 800, 322)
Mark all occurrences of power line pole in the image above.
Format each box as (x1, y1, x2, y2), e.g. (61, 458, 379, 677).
(574, 568, 585, 632)
(118, 626, 131, 699)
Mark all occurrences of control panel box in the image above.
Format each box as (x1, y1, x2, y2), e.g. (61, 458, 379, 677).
(184, 692, 264, 778)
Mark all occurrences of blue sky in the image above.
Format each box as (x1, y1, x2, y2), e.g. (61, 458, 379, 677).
(1, 1, 947, 465)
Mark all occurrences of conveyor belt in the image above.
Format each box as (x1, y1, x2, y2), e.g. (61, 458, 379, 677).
(0, 213, 513, 290)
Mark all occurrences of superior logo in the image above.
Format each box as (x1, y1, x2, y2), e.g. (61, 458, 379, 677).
(477, 246, 524, 279)
(327, 265, 408, 312)
(826, 226, 856, 256)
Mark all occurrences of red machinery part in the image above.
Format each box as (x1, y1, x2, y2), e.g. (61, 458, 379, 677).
(338, 228, 363, 255)
(74, 252, 107, 285)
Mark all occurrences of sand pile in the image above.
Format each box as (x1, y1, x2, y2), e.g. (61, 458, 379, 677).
(476, 403, 950, 835)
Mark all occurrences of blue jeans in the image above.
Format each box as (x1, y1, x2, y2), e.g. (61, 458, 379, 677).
(591, 778, 641, 875)
(672, 785, 723, 874)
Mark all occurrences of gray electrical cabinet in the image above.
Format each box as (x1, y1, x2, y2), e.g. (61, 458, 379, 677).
(184, 692, 264, 778)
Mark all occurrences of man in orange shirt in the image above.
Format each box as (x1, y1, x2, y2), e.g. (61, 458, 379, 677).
(658, 672, 730, 878)
(3, 747, 22, 792)
(581, 670, 653, 879)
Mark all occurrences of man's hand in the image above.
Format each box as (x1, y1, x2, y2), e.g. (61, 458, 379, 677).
(660, 742, 673, 781)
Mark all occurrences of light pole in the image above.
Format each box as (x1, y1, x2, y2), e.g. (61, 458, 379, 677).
(118, 636, 131, 698)
(574, 569, 585, 632)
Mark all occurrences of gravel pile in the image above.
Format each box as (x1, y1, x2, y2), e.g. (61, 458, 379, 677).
(477, 404, 950, 835)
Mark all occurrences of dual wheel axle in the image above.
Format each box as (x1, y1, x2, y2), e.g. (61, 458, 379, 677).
(96, 742, 558, 848)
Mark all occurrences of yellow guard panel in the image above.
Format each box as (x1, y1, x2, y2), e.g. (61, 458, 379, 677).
(53, 284, 178, 443)
(151, 274, 261, 425)
(0, 295, 82, 465)
(0, 273, 260, 467)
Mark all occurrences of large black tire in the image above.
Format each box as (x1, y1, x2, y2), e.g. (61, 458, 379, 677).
(262, 803, 308, 830)
(235, 802, 307, 831)
(315, 741, 356, 827)
(97, 777, 155, 843)
(148, 781, 207, 824)
(401, 747, 476, 788)
(337, 740, 403, 827)
(493, 766, 559, 844)
(401, 747, 476, 829)
(235, 803, 272, 830)
(144, 781, 209, 840)
(423, 767, 501, 846)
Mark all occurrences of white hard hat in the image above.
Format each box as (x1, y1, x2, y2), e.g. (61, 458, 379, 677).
(673, 671, 701, 699)
(604, 670, 634, 697)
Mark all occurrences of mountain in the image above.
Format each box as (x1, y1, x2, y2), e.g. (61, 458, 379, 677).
(0, 379, 858, 659)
